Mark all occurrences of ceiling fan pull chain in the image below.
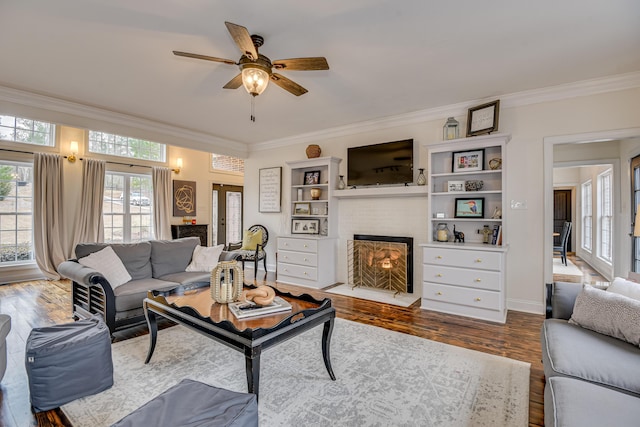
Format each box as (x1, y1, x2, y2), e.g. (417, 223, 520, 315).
(250, 95, 256, 122)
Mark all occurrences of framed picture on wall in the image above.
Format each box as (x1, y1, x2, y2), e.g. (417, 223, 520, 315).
(452, 149, 484, 173)
(454, 197, 485, 218)
(173, 180, 196, 216)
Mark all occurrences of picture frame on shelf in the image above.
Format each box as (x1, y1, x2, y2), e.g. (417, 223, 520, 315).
(454, 197, 485, 218)
(466, 100, 500, 137)
(446, 181, 465, 192)
(304, 170, 321, 185)
(452, 149, 484, 173)
(292, 218, 320, 234)
(293, 202, 311, 215)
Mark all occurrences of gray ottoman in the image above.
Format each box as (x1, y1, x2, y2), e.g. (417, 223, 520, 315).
(545, 377, 640, 427)
(111, 379, 258, 427)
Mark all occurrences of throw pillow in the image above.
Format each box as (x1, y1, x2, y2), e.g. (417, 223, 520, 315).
(569, 285, 640, 347)
(186, 244, 225, 272)
(240, 229, 263, 251)
(78, 246, 132, 289)
(607, 277, 640, 301)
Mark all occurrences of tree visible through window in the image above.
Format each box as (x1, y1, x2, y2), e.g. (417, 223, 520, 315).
(0, 114, 54, 146)
(89, 131, 165, 162)
(0, 161, 34, 264)
(104, 172, 154, 242)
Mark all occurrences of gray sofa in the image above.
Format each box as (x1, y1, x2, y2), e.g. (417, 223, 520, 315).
(542, 282, 640, 426)
(0, 314, 10, 382)
(58, 237, 238, 337)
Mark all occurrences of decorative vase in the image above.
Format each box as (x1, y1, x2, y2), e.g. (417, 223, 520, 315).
(443, 117, 460, 140)
(210, 261, 244, 304)
(310, 187, 322, 200)
(417, 168, 427, 186)
(305, 144, 321, 158)
(435, 223, 452, 242)
(337, 175, 346, 190)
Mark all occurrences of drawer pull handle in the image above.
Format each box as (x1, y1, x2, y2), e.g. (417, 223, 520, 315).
(475, 297, 481, 302)
(304, 244, 308, 248)
(436, 273, 443, 277)
(436, 256, 442, 259)
(475, 258, 482, 263)
(304, 272, 308, 275)
(436, 292, 442, 296)
(475, 278, 482, 282)
(304, 258, 308, 262)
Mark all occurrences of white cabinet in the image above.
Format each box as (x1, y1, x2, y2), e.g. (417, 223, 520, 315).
(278, 157, 342, 288)
(420, 133, 510, 323)
(277, 236, 337, 288)
(420, 243, 507, 323)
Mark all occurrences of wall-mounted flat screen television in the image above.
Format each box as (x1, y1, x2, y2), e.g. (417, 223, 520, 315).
(347, 139, 414, 187)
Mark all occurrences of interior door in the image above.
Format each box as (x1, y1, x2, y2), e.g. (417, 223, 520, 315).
(211, 184, 243, 246)
(553, 189, 572, 251)
(631, 156, 640, 271)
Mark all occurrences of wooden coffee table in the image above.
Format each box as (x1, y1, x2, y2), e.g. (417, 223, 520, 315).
(143, 283, 336, 397)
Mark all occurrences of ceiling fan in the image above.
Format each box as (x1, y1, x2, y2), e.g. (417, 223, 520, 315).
(173, 22, 329, 99)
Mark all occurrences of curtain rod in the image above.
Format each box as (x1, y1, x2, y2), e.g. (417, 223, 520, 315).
(0, 147, 154, 169)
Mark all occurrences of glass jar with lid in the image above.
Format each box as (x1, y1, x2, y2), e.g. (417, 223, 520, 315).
(435, 223, 451, 242)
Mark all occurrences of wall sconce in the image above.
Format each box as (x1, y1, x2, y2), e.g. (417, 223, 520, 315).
(67, 141, 79, 163)
(172, 158, 183, 174)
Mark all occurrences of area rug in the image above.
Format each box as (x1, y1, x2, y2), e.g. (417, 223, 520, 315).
(553, 257, 583, 277)
(61, 319, 530, 426)
(326, 284, 420, 307)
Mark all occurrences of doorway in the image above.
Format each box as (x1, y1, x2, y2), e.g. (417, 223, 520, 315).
(211, 184, 243, 246)
(553, 189, 572, 251)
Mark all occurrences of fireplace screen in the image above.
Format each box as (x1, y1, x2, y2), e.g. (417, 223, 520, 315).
(348, 239, 408, 294)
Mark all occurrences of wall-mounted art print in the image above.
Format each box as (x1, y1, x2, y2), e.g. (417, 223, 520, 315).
(259, 167, 282, 213)
(173, 180, 196, 216)
(466, 100, 500, 137)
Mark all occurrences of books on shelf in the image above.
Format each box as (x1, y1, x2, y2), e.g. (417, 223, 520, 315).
(491, 225, 502, 245)
(228, 296, 292, 319)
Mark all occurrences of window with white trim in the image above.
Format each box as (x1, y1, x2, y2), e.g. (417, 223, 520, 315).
(0, 161, 34, 264)
(211, 154, 244, 173)
(598, 169, 613, 263)
(581, 180, 592, 252)
(89, 131, 166, 162)
(0, 114, 55, 146)
(103, 172, 154, 242)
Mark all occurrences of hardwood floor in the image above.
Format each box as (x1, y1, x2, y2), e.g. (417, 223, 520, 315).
(0, 256, 605, 426)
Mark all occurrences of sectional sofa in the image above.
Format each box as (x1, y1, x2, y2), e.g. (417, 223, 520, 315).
(58, 237, 238, 337)
(542, 280, 640, 426)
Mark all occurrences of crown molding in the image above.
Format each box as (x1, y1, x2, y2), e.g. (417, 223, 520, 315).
(253, 71, 640, 152)
(0, 85, 248, 158)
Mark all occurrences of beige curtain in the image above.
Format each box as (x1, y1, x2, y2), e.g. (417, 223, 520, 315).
(33, 153, 66, 279)
(153, 167, 172, 240)
(72, 159, 105, 247)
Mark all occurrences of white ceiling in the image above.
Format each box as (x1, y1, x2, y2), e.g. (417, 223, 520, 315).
(1, 0, 639, 148)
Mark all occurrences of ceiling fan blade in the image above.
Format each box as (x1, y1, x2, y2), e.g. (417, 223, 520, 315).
(271, 73, 308, 96)
(224, 22, 258, 61)
(223, 73, 243, 89)
(173, 51, 236, 65)
(273, 57, 329, 71)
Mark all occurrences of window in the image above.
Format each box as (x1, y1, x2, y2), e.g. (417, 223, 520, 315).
(0, 161, 34, 264)
(581, 180, 592, 252)
(0, 114, 55, 146)
(211, 154, 244, 173)
(88, 131, 166, 162)
(598, 169, 613, 263)
(103, 172, 154, 242)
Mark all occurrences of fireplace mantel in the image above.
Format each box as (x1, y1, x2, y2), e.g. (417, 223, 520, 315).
(334, 186, 427, 199)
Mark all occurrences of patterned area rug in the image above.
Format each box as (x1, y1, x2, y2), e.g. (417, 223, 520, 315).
(62, 319, 530, 426)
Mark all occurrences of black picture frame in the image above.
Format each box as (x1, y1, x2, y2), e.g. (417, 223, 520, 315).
(454, 197, 485, 218)
(303, 170, 321, 185)
(466, 100, 500, 137)
(291, 218, 320, 234)
(452, 149, 485, 173)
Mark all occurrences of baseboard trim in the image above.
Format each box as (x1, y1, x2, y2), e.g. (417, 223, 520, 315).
(507, 298, 545, 315)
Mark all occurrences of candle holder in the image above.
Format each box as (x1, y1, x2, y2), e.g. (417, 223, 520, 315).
(210, 261, 244, 304)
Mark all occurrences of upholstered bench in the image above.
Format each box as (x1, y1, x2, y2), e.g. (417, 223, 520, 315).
(110, 379, 258, 427)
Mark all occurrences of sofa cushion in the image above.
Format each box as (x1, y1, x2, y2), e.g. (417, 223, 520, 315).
(75, 242, 152, 281)
(186, 244, 225, 272)
(541, 319, 640, 397)
(550, 281, 582, 320)
(77, 246, 131, 289)
(150, 237, 200, 278)
(608, 277, 640, 301)
(113, 278, 179, 312)
(569, 285, 640, 346)
(545, 377, 640, 427)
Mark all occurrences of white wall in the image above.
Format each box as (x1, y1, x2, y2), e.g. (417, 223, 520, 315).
(245, 87, 640, 315)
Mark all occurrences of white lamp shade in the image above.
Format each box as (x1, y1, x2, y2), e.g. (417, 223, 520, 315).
(69, 141, 79, 153)
(242, 67, 269, 96)
(176, 158, 183, 169)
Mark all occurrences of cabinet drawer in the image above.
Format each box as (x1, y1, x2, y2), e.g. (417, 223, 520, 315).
(278, 250, 317, 267)
(422, 264, 501, 291)
(422, 282, 501, 311)
(277, 263, 318, 281)
(423, 247, 502, 271)
(278, 237, 318, 253)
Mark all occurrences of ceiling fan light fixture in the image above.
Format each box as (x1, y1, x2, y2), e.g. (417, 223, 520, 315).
(242, 66, 270, 96)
